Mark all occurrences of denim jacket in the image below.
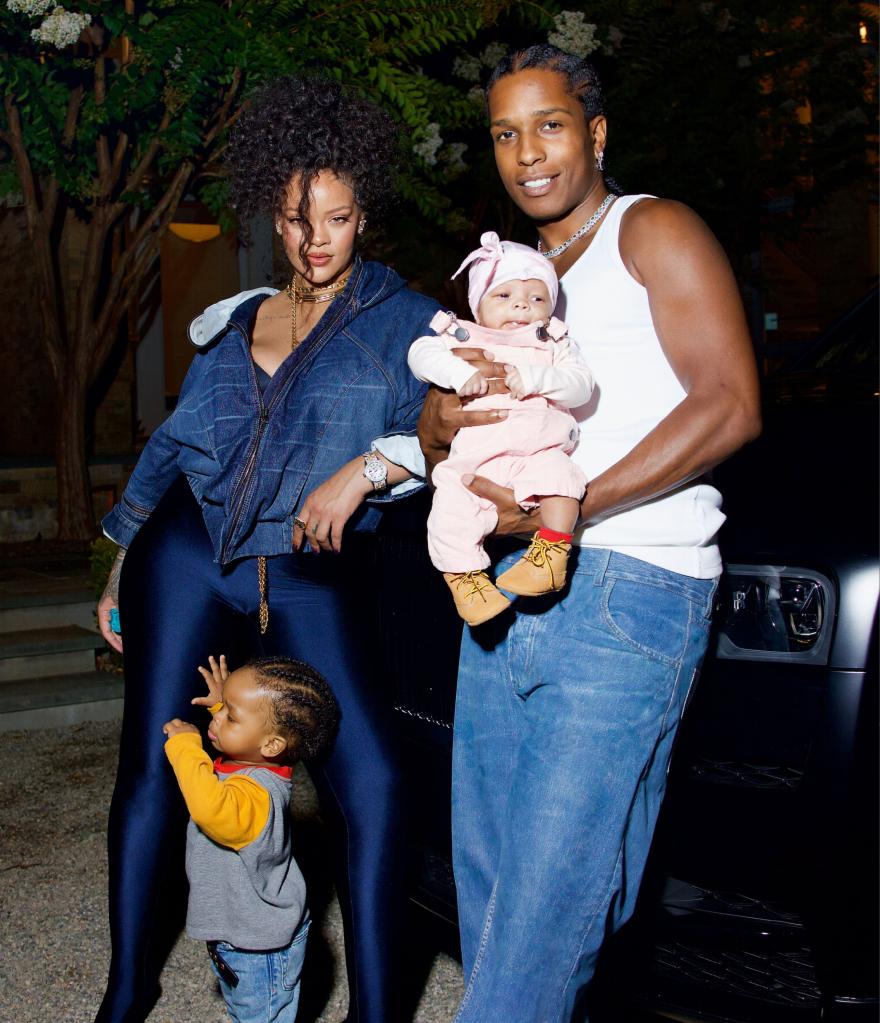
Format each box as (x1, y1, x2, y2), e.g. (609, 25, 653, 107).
(102, 257, 439, 563)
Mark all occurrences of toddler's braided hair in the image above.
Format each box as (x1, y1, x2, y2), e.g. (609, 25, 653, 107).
(247, 657, 340, 763)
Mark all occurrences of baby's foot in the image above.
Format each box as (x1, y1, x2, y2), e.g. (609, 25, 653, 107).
(496, 533, 571, 596)
(443, 570, 510, 626)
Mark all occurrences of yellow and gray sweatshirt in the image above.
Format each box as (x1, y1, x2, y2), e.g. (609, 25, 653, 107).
(164, 732, 307, 950)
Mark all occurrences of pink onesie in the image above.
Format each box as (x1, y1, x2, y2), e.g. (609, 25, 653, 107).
(411, 310, 591, 574)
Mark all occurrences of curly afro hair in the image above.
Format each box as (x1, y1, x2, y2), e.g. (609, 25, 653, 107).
(227, 74, 401, 251)
(245, 656, 340, 764)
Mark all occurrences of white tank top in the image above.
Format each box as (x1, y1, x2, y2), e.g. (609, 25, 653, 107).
(558, 194, 723, 579)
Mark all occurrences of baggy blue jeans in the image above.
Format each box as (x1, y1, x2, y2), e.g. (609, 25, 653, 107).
(209, 918, 310, 1023)
(452, 546, 718, 1023)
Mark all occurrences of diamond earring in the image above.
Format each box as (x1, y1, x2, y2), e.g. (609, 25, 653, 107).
(596, 150, 605, 172)
(357, 219, 366, 235)
(275, 223, 282, 236)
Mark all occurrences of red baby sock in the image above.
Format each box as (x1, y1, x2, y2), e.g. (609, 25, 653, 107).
(537, 527, 573, 543)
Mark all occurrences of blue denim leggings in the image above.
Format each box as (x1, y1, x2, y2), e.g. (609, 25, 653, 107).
(95, 479, 405, 1023)
(452, 545, 717, 1023)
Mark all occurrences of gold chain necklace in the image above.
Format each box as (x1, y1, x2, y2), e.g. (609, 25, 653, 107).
(285, 269, 352, 351)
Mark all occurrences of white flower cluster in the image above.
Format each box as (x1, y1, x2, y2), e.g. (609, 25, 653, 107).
(170, 46, 184, 70)
(441, 142, 468, 178)
(467, 84, 484, 107)
(452, 53, 481, 82)
(30, 6, 91, 48)
(548, 10, 599, 58)
(413, 122, 443, 167)
(6, 0, 53, 15)
(480, 41, 506, 67)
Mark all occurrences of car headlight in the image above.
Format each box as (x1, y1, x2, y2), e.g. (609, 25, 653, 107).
(714, 565, 836, 664)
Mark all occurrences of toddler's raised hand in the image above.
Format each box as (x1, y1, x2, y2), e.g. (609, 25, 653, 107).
(457, 370, 489, 398)
(163, 718, 200, 738)
(192, 654, 228, 708)
(504, 365, 527, 400)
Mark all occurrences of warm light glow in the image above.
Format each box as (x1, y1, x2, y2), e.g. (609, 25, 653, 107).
(169, 223, 222, 243)
(859, 21, 868, 43)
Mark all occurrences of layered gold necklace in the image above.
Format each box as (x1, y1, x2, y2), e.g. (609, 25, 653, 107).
(285, 268, 352, 351)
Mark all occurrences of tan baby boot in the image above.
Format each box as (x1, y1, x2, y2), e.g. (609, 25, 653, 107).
(444, 570, 511, 626)
(496, 532, 571, 596)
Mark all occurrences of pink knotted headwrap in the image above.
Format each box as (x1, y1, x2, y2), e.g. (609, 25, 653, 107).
(452, 231, 559, 320)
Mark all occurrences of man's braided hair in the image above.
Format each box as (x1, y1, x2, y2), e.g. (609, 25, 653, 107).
(485, 44, 622, 194)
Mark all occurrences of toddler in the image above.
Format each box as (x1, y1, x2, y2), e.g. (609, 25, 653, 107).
(163, 654, 340, 1023)
(408, 232, 593, 626)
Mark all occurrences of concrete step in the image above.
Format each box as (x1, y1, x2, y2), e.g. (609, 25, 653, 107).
(0, 625, 106, 682)
(0, 594, 96, 633)
(0, 670, 123, 731)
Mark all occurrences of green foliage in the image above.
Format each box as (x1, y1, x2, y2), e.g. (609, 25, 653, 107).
(0, 0, 512, 224)
(89, 535, 118, 599)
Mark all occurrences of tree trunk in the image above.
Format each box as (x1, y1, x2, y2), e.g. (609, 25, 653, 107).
(55, 368, 96, 540)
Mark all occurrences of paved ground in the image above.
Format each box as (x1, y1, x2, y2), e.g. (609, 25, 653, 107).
(0, 720, 464, 1023)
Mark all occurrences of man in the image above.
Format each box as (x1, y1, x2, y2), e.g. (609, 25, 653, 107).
(416, 45, 761, 1022)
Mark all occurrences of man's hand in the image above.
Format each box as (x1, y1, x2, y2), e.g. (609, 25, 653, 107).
(192, 654, 228, 709)
(163, 719, 200, 739)
(463, 475, 541, 536)
(417, 348, 511, 477)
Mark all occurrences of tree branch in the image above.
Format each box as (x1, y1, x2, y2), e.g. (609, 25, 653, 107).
(45, 85, 84, 224)
(94, 56, 112, 190)
(93, 159, 193, 377)
(202, 68, 242, 149)
(3, 95, 65, 380)
(112, 108, 171, 216)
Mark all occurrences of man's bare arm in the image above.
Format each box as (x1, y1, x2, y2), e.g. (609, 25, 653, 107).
(578, 198, 761, 525)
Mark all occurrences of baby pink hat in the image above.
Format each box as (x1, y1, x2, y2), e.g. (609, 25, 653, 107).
(452, 231, 559, 319)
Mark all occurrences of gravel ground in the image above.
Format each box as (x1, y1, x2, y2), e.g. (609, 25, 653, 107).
(0, 720, 464, 1023)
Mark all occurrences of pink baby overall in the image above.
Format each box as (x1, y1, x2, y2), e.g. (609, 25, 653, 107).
(427, 314, 588, 574)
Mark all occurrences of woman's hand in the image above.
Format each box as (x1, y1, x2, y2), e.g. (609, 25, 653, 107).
(97, 548, 126, 654)
(192, 654, 228, 709)
(463, 475, 542, 536)
(417, 348, 511, 477)
(293, 456, 374, 554)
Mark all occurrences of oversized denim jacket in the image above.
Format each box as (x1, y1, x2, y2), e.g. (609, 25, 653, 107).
(102, 257, 439, 563)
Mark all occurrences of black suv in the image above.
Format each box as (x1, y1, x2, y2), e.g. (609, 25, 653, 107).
(361, 290, 879, 1022)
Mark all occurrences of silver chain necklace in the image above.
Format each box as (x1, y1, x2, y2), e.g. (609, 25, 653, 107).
(537, 193, 617, 259)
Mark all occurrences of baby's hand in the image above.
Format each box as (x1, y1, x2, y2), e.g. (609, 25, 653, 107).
(504, 366, 527, 400)
(163, 718, 200, 739)
(457, 370, 489, 398)
(192, 654, 228, 708)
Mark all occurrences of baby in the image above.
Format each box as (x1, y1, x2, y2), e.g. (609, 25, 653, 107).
(163, 654, 339, 1023)
(408, 232, 593, 626)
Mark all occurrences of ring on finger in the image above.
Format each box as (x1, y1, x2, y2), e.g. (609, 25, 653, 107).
(309, 524, 319, 534)
(293, 516, 307, 530)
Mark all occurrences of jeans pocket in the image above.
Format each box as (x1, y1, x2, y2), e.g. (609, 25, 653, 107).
(279, 920, 310, 992)
(600, 576, 695, 667)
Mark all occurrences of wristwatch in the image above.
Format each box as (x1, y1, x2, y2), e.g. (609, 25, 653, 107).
(362, 451, 388, 492)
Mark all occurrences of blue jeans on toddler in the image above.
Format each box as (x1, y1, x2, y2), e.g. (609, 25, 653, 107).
(452, 546, 718, 1023)
(208, 918, 310, 1023)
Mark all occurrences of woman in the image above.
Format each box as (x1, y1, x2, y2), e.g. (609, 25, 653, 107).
(94, 76, 439, 1023)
